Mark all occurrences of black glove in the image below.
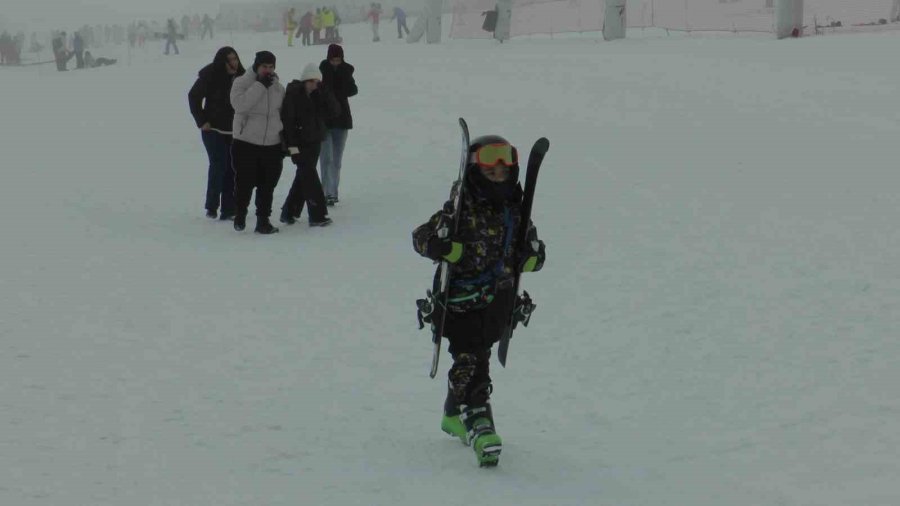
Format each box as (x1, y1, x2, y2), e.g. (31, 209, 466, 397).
(426, 218, 463, 263)
(518, 238, 545, 273)
(257, 73, 274, 88)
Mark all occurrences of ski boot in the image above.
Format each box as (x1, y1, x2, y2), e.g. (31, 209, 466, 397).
(441, 404, 468, 445)
(460, 403, 502, 467)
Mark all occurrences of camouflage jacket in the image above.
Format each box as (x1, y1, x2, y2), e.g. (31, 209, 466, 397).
(412, 181, 546, 311)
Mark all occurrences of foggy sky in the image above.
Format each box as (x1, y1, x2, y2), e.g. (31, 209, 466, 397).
(2, 0, 227, 28)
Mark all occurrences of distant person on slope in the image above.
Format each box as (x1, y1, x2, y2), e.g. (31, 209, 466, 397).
(367, 3, 382, 42)
(285, 8, 297, 47)
(412, 134, 546, 468)
(201, 14, 214, 40)
(298, 10, 314, 46)
(83, 51, 117, 67)
(164, 18, 180, 55)
(189, 47, 245, 220)
(229, 51, 285, 234)
(52, 32, 74, 71)
(391, 7, 410, 38)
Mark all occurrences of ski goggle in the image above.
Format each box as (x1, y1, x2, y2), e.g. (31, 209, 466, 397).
(473, 143, 518, 168)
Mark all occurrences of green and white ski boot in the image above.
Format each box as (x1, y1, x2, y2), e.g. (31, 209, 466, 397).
(441, 413, 468, 444)
(461, 404, 502, 467)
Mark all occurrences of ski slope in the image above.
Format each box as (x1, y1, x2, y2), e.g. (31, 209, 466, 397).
(2, 19, 899, 506)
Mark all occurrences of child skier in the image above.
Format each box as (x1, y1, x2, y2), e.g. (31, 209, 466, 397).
(412, 134, 546, 467)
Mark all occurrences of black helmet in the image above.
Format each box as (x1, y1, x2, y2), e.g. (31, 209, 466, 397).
(468, 134, 519, 179)
(465, 134, 520, 204)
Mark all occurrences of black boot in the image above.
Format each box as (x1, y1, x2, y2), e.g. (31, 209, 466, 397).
(309, 217, 333, 227)
(279, 208, 296, 225)
(255, 217, 279, 234)
(234, 213, 246, 231)
(205, 209, 217, 219)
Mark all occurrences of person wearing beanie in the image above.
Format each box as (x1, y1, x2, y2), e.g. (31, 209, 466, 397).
(188, 47, 245, 220)
(318, 44, 358, 206)
(279, 62, 340, 227)
(228, 50, 286, 234)
(412, 133, 547, 467)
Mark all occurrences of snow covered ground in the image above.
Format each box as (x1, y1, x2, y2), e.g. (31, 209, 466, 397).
(2, 18, 899, 506)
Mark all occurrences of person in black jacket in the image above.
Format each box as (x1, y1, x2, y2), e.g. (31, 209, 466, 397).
(318, 44, 358, 206)
(188, 47, 245, 220)
(279, 63, 341, 227)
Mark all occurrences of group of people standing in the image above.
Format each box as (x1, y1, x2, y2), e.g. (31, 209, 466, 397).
(50, 30, 116, 70)
(188, 44, 357, 234)
(285, 7, 342, 47)
(180, 14, 215, 41)
(0, 31, 23, 65)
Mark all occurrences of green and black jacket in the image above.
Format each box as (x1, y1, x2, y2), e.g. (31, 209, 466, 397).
(413, 180, 546, 311)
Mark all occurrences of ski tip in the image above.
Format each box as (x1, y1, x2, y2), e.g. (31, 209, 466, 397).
(534, 137, 550, 154)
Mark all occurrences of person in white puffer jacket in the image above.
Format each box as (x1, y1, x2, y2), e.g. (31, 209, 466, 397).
(230, 51, 286, 234)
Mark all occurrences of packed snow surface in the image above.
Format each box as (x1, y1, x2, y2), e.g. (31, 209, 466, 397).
(2, 19, 899, 506)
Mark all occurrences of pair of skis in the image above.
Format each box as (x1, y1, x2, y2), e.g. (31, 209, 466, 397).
(428, 118, 549, 378)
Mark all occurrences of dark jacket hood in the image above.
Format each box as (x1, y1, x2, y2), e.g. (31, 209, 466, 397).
(202, 46, 244, 78)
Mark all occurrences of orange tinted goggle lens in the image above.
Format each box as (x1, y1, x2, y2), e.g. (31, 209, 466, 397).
(475, 143, 517, 167)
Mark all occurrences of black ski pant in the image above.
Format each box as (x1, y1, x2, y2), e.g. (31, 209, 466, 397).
(232, 139, 283, 219)
(441, 288, 515, 412)
(283, 142, 328, 222)
(445, 348, 492, 415)
(75, 50, 84, 69)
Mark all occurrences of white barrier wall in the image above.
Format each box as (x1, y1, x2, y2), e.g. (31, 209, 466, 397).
(603, 0, 627, 40)
(776, 0, 803, 38)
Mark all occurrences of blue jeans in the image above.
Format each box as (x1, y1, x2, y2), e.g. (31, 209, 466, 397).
(319, 128, 349, 200)
(201, 130, 235, 215)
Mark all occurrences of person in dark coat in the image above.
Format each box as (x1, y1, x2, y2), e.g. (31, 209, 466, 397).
(165, 18, 179, 55)
(412, 134, 546, 467)
(73, 31, 85, 68)
(201, 14, 214, 40)
(318, 44, 358, 206)
(0, 32, 12, 65)
(279, 63, 341, 227)
(188, 47, 245, 220)
(298, 11, 314, 46)
(52, 32, 74, 71)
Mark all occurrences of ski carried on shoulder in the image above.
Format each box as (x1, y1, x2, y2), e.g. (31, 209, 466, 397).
(419, 118, 470, 379)
(497, 137, 550, 367)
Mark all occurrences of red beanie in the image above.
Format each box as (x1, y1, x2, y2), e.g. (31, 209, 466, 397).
(327, 44, 344, 59)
